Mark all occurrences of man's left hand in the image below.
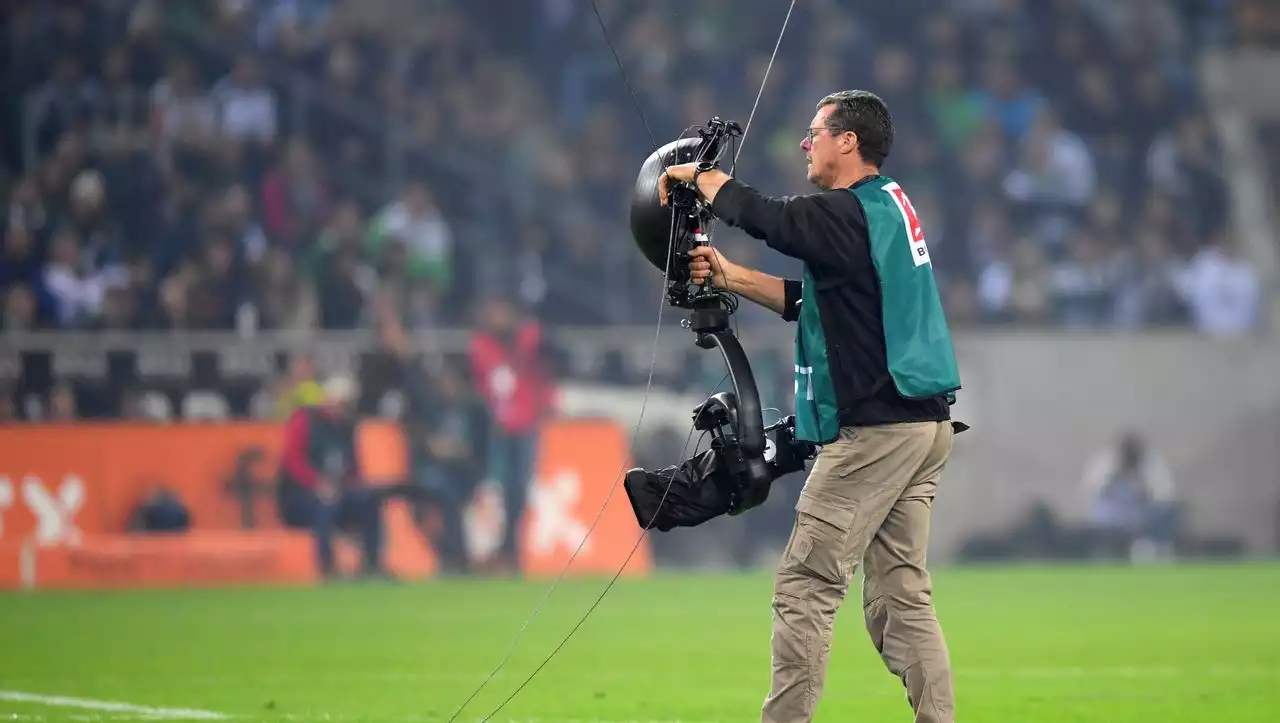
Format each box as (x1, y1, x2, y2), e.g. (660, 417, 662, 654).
(659, 162, 730, 207)
(658, 163, 697, 207)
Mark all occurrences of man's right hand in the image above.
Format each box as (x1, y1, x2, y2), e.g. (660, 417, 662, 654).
(688, 246, 740, 291)
(689, 244, 790, 317)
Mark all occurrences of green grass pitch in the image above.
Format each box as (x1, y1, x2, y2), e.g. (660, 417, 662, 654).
(1, 562, 1277, 722)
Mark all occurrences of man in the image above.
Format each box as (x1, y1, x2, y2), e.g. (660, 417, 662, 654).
(468, 296, 556, 574)
(276, 374, 388, 581)
(409, 360, 488, 575)
(377, 295, 487, 575)
(659, 90, 963, 723)
(1080, 429, 1179, 562)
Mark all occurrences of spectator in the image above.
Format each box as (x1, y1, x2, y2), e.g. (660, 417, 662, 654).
(94, 45, 149, 152)
(1113, 229, 1191, 329)
(42, 228, 105, 328)
(315, 240, 371, 329)
(307, 197, 364, 276)
(210, 53, 279, 147)
(1176, 231, 1263, 336)
(974, 59, 1043, 141)
(252, 245, 318, 331)
(149, 54, 219, 169)
(923, 56, 986, 152)
(976, 236, 1054, 326)
(62, 171, 134, 290)
(26, 55, 104, 157)
(88, 279, 140, 331)
(364, 179, 454, 290)
(152, 273, 193, 330)
(1048, 231, 1119, 328)
(185, 233, 244, 330)
(1003, 107, 1097, 213)
(275, 374, 389, 581)
(1, 227, 50, 316)
(3, 285, 42, 331)
(219, 184, 270, 268)
(6, 175, 50, 235)
(255, 0, 336, 50)
(260, 138, 331, 249)
(1146, 112, 1228, 236)
(1081, 430, 1180, 562)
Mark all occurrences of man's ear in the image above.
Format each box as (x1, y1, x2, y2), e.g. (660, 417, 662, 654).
(841, 131, 860, 156)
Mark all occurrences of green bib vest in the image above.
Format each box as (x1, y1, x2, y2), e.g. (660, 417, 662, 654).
(792, 176, 961, 444)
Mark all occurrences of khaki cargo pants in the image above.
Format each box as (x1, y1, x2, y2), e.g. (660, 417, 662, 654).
(762, 421, 955, 723)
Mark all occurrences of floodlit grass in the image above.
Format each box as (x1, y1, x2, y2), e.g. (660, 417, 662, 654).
(1, 563, 1277, 722)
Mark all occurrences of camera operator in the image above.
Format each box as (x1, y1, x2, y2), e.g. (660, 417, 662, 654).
(468, 296, 556, 575)
(373, 297, 485, 575)
(411, 360, 488, 576)
(658, 91, 962, 723)
(276, 374, 388, 582)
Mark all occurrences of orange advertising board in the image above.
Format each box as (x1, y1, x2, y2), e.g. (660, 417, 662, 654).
(0, 418, 650, 589)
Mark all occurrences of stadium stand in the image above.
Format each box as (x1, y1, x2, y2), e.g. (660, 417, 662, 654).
(0, 0, 1263, 422)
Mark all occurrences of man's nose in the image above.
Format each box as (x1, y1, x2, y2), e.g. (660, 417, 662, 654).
(800, 137, 812, 152)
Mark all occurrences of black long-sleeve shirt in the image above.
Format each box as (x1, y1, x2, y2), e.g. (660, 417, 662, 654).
(711, 176, 950, 426)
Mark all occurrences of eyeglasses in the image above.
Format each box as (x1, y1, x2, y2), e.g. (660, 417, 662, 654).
(805, 126, 850, 143)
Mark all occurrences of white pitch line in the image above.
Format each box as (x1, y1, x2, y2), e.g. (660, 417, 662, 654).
(0, 711, 171, 716)
(0, 691, 228, 720)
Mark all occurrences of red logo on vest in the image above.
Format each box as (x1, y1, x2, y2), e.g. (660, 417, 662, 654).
(885, 182, 931, 267)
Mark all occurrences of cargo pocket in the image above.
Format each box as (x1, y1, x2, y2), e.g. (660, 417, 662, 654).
(787, 494, 859, 586)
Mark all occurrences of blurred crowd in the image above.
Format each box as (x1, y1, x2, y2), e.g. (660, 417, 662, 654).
(0, 0, 1272, 344)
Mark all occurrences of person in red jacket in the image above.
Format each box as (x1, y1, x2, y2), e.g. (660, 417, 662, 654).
(468, 296, 557, 573)
(275, 374, 387, 580)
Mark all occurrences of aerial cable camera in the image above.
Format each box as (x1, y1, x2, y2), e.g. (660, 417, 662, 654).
(622, 118, 817, 532)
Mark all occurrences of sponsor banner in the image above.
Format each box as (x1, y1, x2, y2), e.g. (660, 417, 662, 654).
(0, 418, 649, 588)
(0, 533, 316, 589)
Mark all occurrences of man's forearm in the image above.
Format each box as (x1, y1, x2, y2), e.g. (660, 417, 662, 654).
(721, 266, 788, 316)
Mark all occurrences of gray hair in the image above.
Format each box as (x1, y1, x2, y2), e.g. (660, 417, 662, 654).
(816, 90, 895, 166)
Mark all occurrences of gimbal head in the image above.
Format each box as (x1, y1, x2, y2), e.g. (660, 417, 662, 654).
(629, 116, 743, 311)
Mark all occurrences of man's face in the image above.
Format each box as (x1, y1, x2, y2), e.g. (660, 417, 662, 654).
(50, 386, 76, 420)
(102, 287, 135, 327)
(6, 287, 35, 327)
(289, 354, 315, 382)
(205, 238, 233, 276)
(326, 398, 354, 418)
(403, 183, 432, 215)
(223, 186, 250, 226)
(802, 105, 845, 189)
(484, 299, 515, 333)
